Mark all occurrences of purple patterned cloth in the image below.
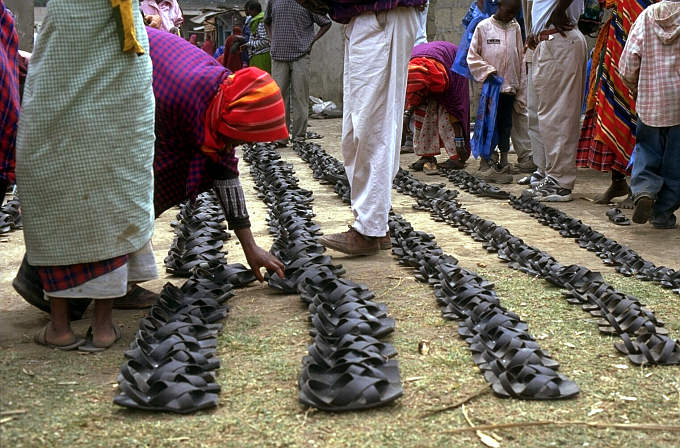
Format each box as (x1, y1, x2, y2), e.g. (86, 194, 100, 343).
(147, 27, 235, 216)
(328, 0, 428, 23)
(411, 41, 470, 151)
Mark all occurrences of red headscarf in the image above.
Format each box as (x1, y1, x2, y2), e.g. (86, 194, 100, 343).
(202, 67, 288, 158)
(224, 26, 244, 73)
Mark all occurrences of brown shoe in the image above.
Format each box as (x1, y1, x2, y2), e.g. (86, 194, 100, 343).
(378, 235, 392, 250)
(113, 285, 160, 309)
(319, 226, 380, 256)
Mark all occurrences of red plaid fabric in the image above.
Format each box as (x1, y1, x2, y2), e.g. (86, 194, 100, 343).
(37, 255, 129, 293)
(577, 110, 630, 175)
(0, 1, 20, 185)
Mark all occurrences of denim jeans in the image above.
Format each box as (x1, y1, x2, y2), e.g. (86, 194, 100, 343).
(630, 121, 680, 226)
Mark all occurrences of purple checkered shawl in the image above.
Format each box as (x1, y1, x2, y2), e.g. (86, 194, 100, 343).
(0, 1, 19, 185)
(329, 0, 428, 23)
(147, 27, 236, 216)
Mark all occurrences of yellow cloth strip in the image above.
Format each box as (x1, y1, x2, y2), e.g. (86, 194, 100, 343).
(111, 0, 145, 54)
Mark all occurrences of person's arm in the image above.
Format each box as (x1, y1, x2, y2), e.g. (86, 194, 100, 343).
(264, 1, 273, 38)
(466, 24, 497, 83)
(547, 0, 576, 34)
(247, 22, 270, 52)
(618, 15, 643, 97)
(309, 15, 331, 51)
(212, 173, 285, 282)
(514, 24, 527, 109)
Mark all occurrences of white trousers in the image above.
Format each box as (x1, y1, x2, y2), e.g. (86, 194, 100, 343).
(342, 8, 419, 237)
(414, 1, 429, 45)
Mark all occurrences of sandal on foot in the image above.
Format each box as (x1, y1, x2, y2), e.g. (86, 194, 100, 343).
(34, 325, 85, 351)
(78, 325, 122, 352)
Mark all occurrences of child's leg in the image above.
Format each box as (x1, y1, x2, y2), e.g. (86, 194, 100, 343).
(496, 93, 515, 166)
(631, 122, 665, 200)
(651, 125, 680, 228)
(631, 122, 665, 223)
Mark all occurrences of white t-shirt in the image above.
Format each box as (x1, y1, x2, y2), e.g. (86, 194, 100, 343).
(531, 0, 584, 34)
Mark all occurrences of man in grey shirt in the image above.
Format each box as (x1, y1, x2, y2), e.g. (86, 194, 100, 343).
(265, 0, 331, 142)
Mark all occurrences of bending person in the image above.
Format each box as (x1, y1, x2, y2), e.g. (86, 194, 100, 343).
(12, 26, 287, 328)
(406, 41, 471, 175)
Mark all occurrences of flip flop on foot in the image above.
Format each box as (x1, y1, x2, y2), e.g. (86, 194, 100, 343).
(34, 325, 85, 351)
(79, 325, 122, 353)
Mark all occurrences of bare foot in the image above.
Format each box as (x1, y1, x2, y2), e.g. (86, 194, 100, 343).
(593, 180, 630, 204)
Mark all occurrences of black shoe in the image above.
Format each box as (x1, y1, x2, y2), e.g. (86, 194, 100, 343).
(13, 256, 91, 320)
(632, 195, 655, 224)
(409, 157, 436, 172)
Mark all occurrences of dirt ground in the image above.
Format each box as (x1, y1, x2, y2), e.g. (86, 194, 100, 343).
(1, 118, 679, 447)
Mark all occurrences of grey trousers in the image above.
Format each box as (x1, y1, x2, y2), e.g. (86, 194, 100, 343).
(272, 55, 311, 139)
(529, 30, 587, 190)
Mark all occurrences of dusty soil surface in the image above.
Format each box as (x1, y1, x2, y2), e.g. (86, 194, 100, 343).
(1, 118, 678, 447)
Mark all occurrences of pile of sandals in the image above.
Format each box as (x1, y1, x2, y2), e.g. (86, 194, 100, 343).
(293, 141, 578, 400)
(0, 195, 22, 234)
(390, 169, 680, 366)
(115, 191, 256, 413)
(244, 143, 403, 412)
(165, 192, 231, 277)
(114, 280, 229, 413)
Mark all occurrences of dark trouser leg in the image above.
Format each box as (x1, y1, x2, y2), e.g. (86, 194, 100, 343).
(631, 122, 665, 200)
(495, 93, 515, 165)
(652, 124, 680, 227)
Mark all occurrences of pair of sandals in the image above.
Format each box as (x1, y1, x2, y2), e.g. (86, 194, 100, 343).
(245, 142, 404, 412)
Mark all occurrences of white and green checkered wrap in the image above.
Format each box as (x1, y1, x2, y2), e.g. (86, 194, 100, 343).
(16, 0, 156, 266)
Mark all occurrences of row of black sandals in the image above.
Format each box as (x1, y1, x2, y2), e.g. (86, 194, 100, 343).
(442, 169, 680, 294)
(114, 192, 256, 413)
(243, 143, 404, 411)
(0, 194, 21, 235)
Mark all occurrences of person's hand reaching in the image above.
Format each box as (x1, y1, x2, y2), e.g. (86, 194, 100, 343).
(243, 244, 285, 283)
